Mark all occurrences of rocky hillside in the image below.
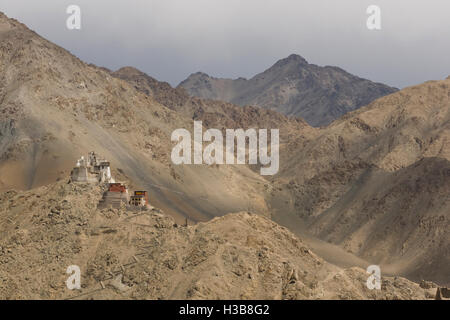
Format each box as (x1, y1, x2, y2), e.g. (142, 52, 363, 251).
(112, 66, 309, 135)
(0, 181, 436, 299)
(0, 12, 274, 224)
(271, 78, 450, 285)
(179, 54, 398, 127)
(115, 63, 449, 285)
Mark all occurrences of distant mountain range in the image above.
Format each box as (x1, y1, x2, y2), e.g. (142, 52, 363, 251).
(179, 54, 398, 126)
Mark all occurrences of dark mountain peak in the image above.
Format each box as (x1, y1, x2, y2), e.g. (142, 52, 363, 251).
(114, 66, 147, 77)
(180, 54, 398, 127)
(191, 71, 211, 78)
(182, 72, 248, 84)
(287, 53, 308, 62)
(274, 54, 308, 67)
(178, 72, 214, 89)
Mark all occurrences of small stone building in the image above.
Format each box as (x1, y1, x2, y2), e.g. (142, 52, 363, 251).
(129, 191, 150, 208)
(98, 183, 130, 209)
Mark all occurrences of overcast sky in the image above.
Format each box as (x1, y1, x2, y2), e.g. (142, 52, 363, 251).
(1, 0, 449, 88)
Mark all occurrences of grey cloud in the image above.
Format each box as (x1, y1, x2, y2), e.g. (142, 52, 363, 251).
(1, 0, 449, 88)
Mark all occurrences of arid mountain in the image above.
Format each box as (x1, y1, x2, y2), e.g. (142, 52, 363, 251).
(112, 66, 308, 135)
(95, 63, 450, 286)
(114, 65, 449, 285)
(0, 10, 448, 297)
(0, 12, 274, 224)
(0, 181, 436, 299)
(271, 78, 450, 285)
(178, 54, 398, 127)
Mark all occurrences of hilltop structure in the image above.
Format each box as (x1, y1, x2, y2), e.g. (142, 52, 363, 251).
(98, 182, 130, 209)
(70, 152, 115, 184)
(70, 152, 151, 210)
(130, 191, 151, 209)
(98, 184, 152, 210)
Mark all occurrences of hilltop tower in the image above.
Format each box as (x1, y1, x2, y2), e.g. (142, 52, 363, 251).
(70, 151, 115, 184)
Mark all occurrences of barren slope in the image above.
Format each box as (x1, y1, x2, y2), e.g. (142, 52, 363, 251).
(0, 12, 273, 224)
(112, 66, 309, 136)
(110, 65, 450, 285)
(0, 181, 435, 300)
(272, 79, 450, 285)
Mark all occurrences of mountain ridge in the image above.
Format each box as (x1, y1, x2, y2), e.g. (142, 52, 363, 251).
(178, 54, 398, 126)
